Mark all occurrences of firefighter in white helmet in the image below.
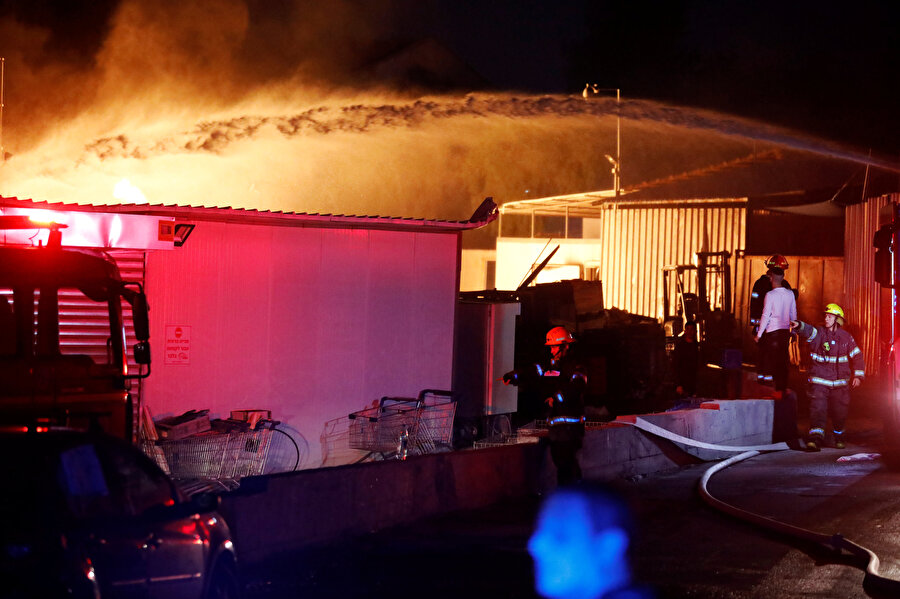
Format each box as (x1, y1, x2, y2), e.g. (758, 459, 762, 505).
(504, 326, 588, 485)
(791, 303, 865, 451)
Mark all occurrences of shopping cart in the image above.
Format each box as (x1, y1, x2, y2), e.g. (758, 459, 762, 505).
(150, 425, 274, 481)
(515, 418, 608, 441)
(472, 434, 541, 449)
(348, 389, 456, 460)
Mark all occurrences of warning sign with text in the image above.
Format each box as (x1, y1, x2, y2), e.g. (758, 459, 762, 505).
(165, 325, 192, 365)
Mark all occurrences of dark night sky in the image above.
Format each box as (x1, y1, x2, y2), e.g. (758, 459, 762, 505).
(426, 0, 899, 156)
(1, 0, 898, 155)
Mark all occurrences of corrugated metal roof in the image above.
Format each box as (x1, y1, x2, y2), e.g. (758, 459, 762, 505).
(500, 149, 899, 216)
(0, 196, 497, 233)
(500, 193, 746, 218)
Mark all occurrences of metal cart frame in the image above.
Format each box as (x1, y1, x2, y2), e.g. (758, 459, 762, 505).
(348, 389, 456, 459)
(148, 426, 274, 481)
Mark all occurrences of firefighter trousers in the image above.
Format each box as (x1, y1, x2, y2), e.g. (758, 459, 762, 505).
(760, 329, 791, 391)
(808, 383, 850, 437)
(548, 423, 584, 485)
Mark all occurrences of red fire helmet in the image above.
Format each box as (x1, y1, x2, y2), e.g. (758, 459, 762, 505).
(545, 326, 575, 346)
(765, 254, 789, 270)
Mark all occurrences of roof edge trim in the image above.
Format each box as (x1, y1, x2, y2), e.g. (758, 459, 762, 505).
(0, 197, 497, 233)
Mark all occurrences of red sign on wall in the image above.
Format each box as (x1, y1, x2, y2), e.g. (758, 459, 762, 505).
(165, 325, 191, 365)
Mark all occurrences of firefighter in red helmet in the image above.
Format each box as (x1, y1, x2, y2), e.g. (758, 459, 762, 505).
(504, 326, 587, 485)
(765, 254, 789, 271)
(792, 303, 865, 451)
(753, 255, 797, 394)
(750, 255, 793, 333)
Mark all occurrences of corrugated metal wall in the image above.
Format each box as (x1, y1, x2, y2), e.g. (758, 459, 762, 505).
(62, 251, 145, 425)
(111, 251, 147, 413)
(845, 193, 899, 375)
(595, 205, 746, 320)
(734, 255, 844, 326)
(734, 254, 844, 357)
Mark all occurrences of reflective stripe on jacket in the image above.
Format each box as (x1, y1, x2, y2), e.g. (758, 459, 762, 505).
(514, 354, 587, 426)
(796, 321, 865, 385)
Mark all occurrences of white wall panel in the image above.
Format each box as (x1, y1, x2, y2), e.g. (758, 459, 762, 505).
(143, 221, 459, 469)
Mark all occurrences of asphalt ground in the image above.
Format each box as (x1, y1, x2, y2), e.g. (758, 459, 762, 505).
(241, 387, 900, 599)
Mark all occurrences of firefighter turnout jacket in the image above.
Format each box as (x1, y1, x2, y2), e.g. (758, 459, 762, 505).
(503, 354, 587, 427)
(795, 321, 865, 387)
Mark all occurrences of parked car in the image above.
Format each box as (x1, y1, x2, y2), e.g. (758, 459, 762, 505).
(0, 427, 240, 598)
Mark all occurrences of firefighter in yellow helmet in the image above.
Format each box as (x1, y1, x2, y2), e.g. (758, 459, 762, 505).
(503, 326, 588, 485)
(791, 303, 865, 451)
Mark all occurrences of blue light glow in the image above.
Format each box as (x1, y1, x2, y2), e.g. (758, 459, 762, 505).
(528, 492, 630, 599)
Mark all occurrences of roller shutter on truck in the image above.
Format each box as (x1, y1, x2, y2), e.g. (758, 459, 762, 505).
(57, 251, 146, 411)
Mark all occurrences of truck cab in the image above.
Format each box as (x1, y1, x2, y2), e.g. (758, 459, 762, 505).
(0, 216, 150, 439)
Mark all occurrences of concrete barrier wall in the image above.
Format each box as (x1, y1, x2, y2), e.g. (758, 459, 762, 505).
(221, 399, 776, 565)
(221, 441, 545, 564)
(581, 400, 775, 480)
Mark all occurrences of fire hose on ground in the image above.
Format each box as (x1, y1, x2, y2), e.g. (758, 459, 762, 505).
(623, 417, 900, 595)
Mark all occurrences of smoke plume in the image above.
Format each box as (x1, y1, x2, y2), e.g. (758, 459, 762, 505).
(0, 0, 895, 223)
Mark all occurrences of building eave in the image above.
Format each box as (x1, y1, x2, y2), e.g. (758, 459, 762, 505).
(0, 197, 498, 233)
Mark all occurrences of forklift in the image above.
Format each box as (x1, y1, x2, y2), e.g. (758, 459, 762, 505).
(661, 250, 738, 366)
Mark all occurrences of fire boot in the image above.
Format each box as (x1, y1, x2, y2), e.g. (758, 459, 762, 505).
(833, 430, 846, 450)
(806, 427, 824, 452)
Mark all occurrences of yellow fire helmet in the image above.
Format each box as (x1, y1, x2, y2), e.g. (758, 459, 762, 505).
(824, 303, 845, 325)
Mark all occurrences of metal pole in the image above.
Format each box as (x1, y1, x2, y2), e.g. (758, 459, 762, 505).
(1, 57, 5, 162)
(588, 86, 622, 196)
(615, 88, 621, 196)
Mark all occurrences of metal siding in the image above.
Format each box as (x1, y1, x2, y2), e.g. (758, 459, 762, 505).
(58, 252, 144, 361)
(618, 209, 624, 310)
(53, 251, 145, 430)
(637, 211, 646, 315)
(796, 258, 823, 318)
(111, 252, 146, 424)
(598, 205, 745, 320)
(649, 209, 661, 315)
(845, 193, 898, 375)
(735, 254, 843, 348)
(665, 208, 678, 313)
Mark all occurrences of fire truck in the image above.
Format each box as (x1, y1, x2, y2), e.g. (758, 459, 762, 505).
(0, 215, 151, 439)
(874, 202, 900, 430)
